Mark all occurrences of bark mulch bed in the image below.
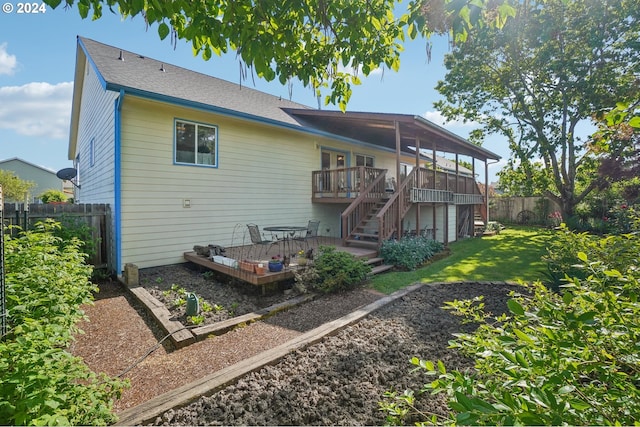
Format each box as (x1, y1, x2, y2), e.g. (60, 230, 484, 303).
(70, 262, 521, 424)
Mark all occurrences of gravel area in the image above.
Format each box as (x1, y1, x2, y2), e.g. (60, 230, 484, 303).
(152, 281, 521, 426)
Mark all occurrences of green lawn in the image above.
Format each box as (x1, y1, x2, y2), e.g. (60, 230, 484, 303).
(370, 226, 554, 294)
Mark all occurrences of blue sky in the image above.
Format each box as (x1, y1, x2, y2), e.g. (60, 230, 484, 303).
(0, 3, 508, 182)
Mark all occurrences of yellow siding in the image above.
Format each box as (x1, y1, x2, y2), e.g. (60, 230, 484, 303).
(120, 97, 324, 267)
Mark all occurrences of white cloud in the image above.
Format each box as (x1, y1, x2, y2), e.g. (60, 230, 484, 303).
(0, 81, 73, 139)
(0, 43, 17, 75)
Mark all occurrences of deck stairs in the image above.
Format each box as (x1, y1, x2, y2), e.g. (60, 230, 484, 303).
(473, 208, 486, 236)
(365, 256, 394, 275)
(344, 198, 395, 275)
(344, 198, 389, 249)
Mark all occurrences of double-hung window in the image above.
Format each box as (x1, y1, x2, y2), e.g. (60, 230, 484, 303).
(175, 119, 218, 167)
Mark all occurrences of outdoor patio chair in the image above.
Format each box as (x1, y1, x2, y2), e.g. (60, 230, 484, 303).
(294, 220, 320, 251)
(246, 224, 278, 258)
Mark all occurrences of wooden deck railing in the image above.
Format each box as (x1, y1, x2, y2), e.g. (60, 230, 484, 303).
(323, 166, 487, 246)
(312, 167, 385, 200)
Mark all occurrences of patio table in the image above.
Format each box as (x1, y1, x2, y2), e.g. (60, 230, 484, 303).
(263, 226, 308, 259)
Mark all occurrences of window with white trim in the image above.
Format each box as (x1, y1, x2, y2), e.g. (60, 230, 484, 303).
(175, 119, 218, 166)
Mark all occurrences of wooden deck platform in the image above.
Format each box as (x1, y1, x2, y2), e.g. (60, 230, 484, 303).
(184, 237, 378, 287)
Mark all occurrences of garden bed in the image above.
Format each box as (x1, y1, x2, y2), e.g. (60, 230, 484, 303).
(139, 263, 301, 327)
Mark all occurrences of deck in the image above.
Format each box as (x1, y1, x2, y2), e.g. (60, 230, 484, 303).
(184, 237, 377, 287)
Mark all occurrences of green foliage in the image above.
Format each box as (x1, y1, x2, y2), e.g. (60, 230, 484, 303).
(383, 230, 640, 425)
(372, 227, 552, 294)
(49, 214, 98, 261)
(0, 220, 127, 425)
(436, 0, 640, 219)
(304, 246, 371, 293)
(43, 0, 408, 111)
(497, 160, 553, 197)
(0, 169, 35, 202)
(380, 236, 444, 270)
(39, 189, 68, 204)
(544, 224, 639, 289)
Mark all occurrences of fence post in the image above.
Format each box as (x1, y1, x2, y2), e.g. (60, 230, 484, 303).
(23, 201, 29, 231)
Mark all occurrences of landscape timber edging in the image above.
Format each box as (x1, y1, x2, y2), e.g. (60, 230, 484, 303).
(125, 284, 318, 347)
(115, 282, 424, 426)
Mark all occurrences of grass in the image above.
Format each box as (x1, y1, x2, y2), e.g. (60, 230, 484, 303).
(370, 226, 554, 294)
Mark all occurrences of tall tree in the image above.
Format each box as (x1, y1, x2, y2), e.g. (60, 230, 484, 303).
(434, 0, 640, 219)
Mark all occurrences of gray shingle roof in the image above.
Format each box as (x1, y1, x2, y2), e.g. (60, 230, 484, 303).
(79, 37, 310, 127)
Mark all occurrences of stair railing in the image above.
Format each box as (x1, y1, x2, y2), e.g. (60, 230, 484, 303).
(340, 169, 387, 245)
(375, 168, 417, 243)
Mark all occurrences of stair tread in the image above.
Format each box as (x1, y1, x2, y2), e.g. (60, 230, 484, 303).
(352, 232, 378, 238)
(365, 257, 384, 265)
(346, 239, 379, 248)
(371, 264, 394, 274)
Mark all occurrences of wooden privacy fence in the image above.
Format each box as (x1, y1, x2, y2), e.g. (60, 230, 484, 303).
(2, 203, 111, 268)
(490, 196, 562, 225)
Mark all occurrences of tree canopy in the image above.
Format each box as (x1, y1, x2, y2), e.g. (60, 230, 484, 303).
(0, 170, 35, 202)
(45, 0, 517, 110)
(434, 0, 640, 218)
(47, 0, 409, 111)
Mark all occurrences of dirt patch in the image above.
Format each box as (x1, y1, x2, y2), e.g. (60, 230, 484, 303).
(139, 264, 300, 326)
(152, 282, 522, 426)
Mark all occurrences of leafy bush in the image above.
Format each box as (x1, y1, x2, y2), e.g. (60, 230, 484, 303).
(39, 189, 68, 203)
(382, 231, 640, 426)
(380, 236, 444, 270)
(309, 245, 371, 293)
(543, 224, 638, 289)
(0, 220, 127, 425)
(51, 214, 98, 261)
(605, 203, 639, 234)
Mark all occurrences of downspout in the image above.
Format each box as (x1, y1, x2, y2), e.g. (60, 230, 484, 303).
(114, 90, 124, 276)
(415, 136, 421, 236)
(395, 121, 402, 236)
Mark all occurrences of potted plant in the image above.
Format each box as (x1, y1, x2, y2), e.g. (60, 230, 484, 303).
(297, 250, 307, 266)
(268, 256, 283, 272)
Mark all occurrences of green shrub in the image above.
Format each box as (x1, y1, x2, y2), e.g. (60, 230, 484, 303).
(382, 231, 640, 426)
(0, 220, 127, 425)
(380, 236, 444, 270)
(543, 224, 639, 289)
(38, 189, 68, 204)
(51, 214, 98, 261)
(311, 245, 371, 293)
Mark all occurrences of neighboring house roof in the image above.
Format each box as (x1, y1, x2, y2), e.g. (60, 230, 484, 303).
(0, 157, 62, 200)
(71, 37, 500, 163)
(0, 157, 57, 175)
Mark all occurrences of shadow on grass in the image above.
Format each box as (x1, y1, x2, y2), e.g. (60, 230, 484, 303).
(371, 226, 554, 294)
